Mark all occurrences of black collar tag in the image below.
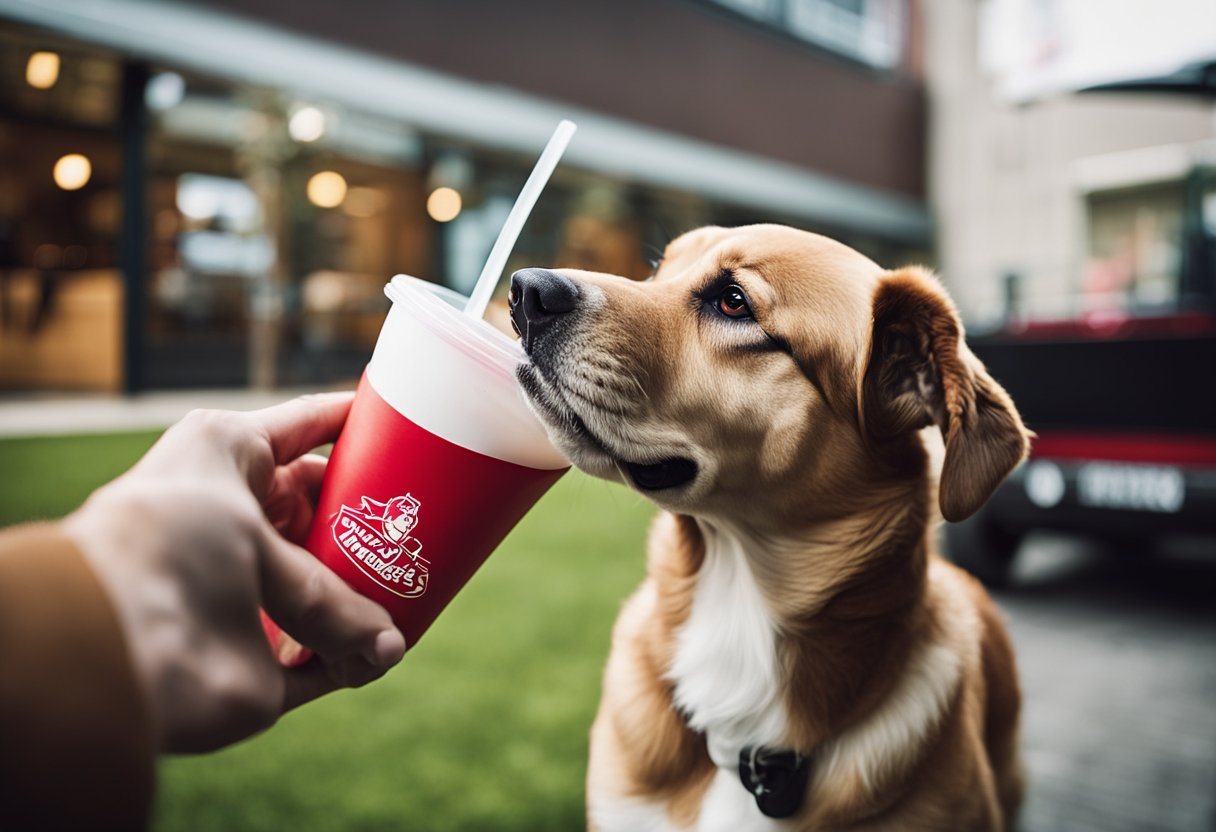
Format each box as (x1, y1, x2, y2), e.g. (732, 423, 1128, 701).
(738, 746, 810, 819)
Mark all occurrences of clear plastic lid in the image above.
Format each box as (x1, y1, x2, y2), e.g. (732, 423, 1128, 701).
(385, 275, 522, 380)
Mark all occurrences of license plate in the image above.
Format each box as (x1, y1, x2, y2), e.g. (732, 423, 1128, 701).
(1076, 463, 1185, 513)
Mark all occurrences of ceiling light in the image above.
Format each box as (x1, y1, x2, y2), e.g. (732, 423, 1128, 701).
(26, 52, 60, 89)
(307, 171, 347, 208)
(289, 106, 327, 143)
(53, 153, 92, 190)
(426, 187, 462, 222)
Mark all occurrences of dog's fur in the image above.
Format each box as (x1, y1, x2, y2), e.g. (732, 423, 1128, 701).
(514, 225, 1029, 831)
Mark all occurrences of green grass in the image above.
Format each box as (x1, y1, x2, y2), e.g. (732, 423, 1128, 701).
(0, 432, 655, 830)
(0, 431, 164, 524)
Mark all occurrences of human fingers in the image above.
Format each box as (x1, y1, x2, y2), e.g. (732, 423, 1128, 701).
(130, 393, 349, 508)
(262, 454, 330, 544)
(255, 521, 404, 666)
(248, 392, 354, 473)
(281, 635, 401, 712)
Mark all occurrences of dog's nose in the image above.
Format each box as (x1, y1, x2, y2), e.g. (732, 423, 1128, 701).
(509, 268, 579, 347)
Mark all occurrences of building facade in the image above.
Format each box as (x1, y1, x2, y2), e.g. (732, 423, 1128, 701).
(1, 0, 931, 392)
(926, 0, 1216, 328)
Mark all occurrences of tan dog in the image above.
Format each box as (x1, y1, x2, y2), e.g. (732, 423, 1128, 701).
(509, 225, 1029, 831)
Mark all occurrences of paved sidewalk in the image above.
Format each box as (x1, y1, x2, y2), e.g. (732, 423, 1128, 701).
(998, 536, 1216, 832)
(0, 387, 331, 438)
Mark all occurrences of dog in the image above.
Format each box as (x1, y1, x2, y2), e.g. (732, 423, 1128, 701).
(509, 225, 1029, 831)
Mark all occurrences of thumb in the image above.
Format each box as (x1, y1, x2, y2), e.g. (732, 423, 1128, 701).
(255, 522, 405, 677)
(280, 632, 403, 711)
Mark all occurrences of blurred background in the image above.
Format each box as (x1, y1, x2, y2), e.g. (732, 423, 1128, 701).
(0, 0, 1213, 830)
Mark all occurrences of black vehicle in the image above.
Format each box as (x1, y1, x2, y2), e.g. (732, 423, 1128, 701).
(945, 67, 1216, 585)
(948, 307, 1216, 585)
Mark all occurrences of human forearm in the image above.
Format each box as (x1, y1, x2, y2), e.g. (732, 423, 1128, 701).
(0, 523, 154, 831)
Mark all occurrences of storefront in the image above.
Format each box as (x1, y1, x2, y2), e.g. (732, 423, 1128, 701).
(0, 1, 931, 393)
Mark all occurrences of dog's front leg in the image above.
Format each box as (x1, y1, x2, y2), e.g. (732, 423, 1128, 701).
(586, 581, 715, 831)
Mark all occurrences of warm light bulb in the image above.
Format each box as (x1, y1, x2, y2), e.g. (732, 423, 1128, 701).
(307, 171, 347, 208)
(289, 106, 326, 142)
(26, 52, 60, 90)
(426, 187, 462, 223)
(53, 153, 92, 191)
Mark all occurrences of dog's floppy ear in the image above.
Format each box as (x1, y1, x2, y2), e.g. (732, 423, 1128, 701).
(860, 267, 1030, 522)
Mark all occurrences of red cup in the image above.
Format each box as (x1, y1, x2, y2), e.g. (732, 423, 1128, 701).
(264, 276, 567, 661)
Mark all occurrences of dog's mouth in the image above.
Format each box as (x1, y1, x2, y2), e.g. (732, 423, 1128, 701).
(622, 458, 699, 491)
(572, 406, 698, 491)
(518, 363, 699, 492)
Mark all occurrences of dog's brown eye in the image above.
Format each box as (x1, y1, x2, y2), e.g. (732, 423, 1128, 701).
(717, 285, 753, 319)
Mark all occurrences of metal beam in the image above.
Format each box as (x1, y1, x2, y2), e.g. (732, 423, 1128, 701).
(118, 59, 148, 394)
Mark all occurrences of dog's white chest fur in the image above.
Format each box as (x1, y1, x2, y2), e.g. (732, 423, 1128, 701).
(591, 537, 974, 832)
(667, 522, 790, 830)
(592, 525, 789, 832)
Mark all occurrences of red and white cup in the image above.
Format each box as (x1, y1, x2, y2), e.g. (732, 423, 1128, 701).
(263, 276, 568, 661)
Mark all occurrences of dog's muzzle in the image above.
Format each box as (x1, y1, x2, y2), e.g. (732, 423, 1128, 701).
(510, 268, 699, 493)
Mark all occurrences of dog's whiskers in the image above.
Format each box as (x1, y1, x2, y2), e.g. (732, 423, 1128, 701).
(569, 365, 647, 408)
(618, 368, 649, 402)
(564, 381, 632, 420)
(578, 357, 651, 404)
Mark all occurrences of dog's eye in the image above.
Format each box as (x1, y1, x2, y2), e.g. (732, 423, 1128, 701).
(717, 285, 753, 319)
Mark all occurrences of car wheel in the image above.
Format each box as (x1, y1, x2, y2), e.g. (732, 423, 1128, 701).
(943, 511, 1023, 588)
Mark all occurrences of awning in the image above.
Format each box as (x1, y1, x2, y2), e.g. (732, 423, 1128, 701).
(1079, 59, 1216, 100)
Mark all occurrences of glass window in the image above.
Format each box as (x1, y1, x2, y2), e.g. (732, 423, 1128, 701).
(704, 0, 906, 69)
(145, 80, 253, 388)
(0, 27, 123, 392)
(0, 30, 120, 129)
(785, 0, 904, 68)
(711, 0, 781, 19)
(0, 21, 924, 393)
(1083, 182, 1185, 313)
(145, 71, 434, 388)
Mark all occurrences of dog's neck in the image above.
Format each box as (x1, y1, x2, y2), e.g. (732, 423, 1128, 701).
(663, 467, 933, 759)
(666, 518, 790, 769)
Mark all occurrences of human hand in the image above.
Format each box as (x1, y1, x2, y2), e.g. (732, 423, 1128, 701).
(61, 393, 406, 753)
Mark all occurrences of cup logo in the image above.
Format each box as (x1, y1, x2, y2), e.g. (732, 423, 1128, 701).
(332, 494, 430, 599)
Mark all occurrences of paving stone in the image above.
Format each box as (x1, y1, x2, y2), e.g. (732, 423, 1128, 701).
(989, 535, 1216, 832)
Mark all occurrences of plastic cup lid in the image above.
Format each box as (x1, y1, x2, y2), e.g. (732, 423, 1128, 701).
(384, 275, 524, 379)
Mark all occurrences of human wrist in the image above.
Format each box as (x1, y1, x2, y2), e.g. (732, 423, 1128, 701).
(60, 488, 178, 748)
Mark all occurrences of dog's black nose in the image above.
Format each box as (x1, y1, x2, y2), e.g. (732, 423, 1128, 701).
(509, 268, 579, 348)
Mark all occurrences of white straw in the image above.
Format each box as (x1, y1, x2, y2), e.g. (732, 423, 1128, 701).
(464, 119, 578, 320)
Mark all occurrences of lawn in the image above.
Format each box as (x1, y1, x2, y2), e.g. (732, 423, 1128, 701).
(0, 431, 656, 830)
